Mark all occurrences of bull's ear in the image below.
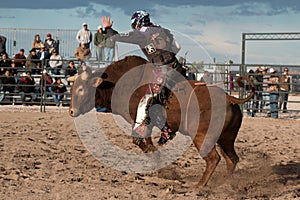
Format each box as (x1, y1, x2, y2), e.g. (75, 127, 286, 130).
(91, 77, 103, 88)
(67, 74, 79, 82)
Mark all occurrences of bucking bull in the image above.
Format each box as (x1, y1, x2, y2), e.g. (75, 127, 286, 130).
(69, 55, 254, 188)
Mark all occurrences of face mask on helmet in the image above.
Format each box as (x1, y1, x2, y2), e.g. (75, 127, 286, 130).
(131, 10, 151, 29)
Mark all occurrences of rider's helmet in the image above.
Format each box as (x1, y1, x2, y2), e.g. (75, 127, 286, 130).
(131, 10, 151, 30)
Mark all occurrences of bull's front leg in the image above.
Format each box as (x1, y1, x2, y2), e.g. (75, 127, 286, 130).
(197, 146, 221, 188)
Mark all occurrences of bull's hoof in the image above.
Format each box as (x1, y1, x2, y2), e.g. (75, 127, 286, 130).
(132, 138, 148, 152)
(146, 144, 157, 152)
(195, 182, 206, 189)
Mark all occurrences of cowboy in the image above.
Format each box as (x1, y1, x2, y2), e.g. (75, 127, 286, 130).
(102, 11, 184, 145)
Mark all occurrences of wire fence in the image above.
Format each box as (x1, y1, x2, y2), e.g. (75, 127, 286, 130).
(0, 28, 300, 117)
(0, 60, 299, 117)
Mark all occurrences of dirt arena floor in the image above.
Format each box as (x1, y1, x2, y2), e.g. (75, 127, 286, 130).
(0, 105, 299, 200)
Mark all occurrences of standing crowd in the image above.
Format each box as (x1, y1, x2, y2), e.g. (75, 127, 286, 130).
(245, 66, 292, 118)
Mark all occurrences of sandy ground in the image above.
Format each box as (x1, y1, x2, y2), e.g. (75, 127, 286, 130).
(0, 105, 299, 200)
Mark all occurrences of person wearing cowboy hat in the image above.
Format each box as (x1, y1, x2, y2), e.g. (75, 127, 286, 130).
(261, 66, 271, 117)
(279, 67, 291, 113)
(255, 66, 264, 112)
(268, 68, 279, 118)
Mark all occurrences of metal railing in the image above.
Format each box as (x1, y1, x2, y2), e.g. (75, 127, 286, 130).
(0, 49, 299, 116)
(0, 28, 98, 59)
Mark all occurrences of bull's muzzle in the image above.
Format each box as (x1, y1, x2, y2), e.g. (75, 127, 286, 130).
(69, 108, 79, 117)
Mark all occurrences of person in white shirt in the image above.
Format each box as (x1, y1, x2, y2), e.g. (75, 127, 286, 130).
(76, 22, 92, 48)
(49, 49, 63, 75)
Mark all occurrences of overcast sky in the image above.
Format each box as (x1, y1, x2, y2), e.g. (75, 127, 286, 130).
(1, 0, 300, 64)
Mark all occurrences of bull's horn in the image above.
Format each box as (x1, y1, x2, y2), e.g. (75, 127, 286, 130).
(67, 74, 78, 82)
(92, 78, 103, 87)
(81, 71, 89, 80)
(82, 63, 87, 71)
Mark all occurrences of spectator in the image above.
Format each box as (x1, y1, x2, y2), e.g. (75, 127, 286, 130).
(51, 77, 67, 107)
(261, 67, 271, 117)
(200, 71, 213, 84)
(255, 66, 264, 112)
(76, 22, 92, 48)
(65, 61, 77, 77)
(0, 53, 12, 75)
(10, 61, 18, 75)
(14, 48, 26, 69)
(74, 42, 91, 63)
(102, 26, 118, 65)
(37, 46, 51, 68)
(1, 70, 16, 93)
(18, 71, 36, 105)
(39, 69, 53, 94)
(49, 49, 63, 75)
(32, 34, 45, 52)
(268, 68, 279, 118)
(245, 69, 258, 117)
(44, 33, 58, 53)
(12, 71, 19, 85)
(0, 35, 6, 55)
(279, 67, 291, 113)
(94, 26, 105, 62)
(25, 48, 41, 74)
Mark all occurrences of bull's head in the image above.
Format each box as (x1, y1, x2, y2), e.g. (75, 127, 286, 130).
(69, 67, 103, 117)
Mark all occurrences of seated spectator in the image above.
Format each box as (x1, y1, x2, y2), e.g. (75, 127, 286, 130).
(74, 42, 91, 63)
(1, 70, 16, 93)
(18, 71, 37, 105)
(14, 48, 26, 69)
(25, 49, 41, 74)
(32, 34, 45, 52)
(65, 61, 77, 85)
(37, 47, 51, 68)
(200, 71, 213, 84)
(51, 77, 67, 106)
(39, 69, 53, 94)
(12, 71, 19, 86)
(49, 49, 63, 75)
(65, 61, 77, 77)
(10, 61, 18, 75)
(0, 35, 6, 55)
(0, 53, 12, 75)
(44, 33, 58, 53)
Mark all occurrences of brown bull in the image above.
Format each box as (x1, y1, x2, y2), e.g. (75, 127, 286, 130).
(69, 55, 254, 188)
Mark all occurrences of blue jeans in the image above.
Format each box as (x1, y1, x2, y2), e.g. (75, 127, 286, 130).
(262, 92, 270, 114)
(279, 89, 289, 112)
(95, 46, 103, 62)
(52, 93, 64, 105)
(104, 47, 114, 65)
(246, 93, 258, 117)
(269, 93, 279, 118)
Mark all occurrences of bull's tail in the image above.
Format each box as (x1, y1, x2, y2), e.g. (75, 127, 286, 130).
(227, 76, 255, 104)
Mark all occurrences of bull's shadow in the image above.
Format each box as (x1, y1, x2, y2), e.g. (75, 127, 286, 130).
(272, 161, 300, 184)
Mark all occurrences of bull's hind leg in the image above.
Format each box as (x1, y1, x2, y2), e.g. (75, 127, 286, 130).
(218, 144, 239, 177)
(197, 146, 220, 188)
(217, 104, 242, 177)
(145, 137, 157, 152)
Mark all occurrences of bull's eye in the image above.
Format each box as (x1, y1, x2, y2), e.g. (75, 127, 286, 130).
(76, 86, 84, 96)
